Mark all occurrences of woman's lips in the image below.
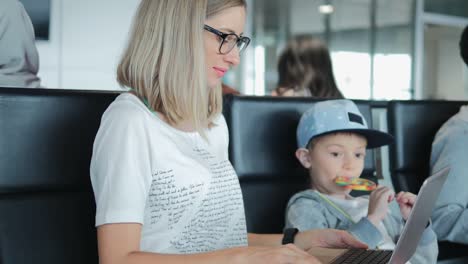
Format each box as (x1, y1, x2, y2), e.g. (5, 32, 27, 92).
(213, 67, 227, 78)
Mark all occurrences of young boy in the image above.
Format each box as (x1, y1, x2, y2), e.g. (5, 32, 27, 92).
(285, 99, 438, 264)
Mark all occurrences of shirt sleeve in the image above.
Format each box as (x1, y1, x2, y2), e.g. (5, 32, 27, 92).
(286, 195, 382, 249)
(430, 116, 468, 244)
(408, 224, 439, 264)
(216, 114, 230, 159)
(285, 197, 331, 231)
(384, 201, 438, 264)
(90, 102, 153, 226)
(348, 217, 383, 249)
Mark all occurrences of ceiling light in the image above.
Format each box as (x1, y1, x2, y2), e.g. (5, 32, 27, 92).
(318, 4, 334, 14)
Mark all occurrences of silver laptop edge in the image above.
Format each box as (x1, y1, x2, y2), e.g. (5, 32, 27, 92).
(388, 166, 450, 264)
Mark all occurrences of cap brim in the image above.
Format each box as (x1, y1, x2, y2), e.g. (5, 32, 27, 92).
(312, 129, 394, 149)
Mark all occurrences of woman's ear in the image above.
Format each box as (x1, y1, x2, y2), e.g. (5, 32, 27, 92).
(295, 148, 312, 169)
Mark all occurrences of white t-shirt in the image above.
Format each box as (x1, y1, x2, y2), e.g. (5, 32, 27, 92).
(90, 93, 248, 254)
(325, 194, 396, 250)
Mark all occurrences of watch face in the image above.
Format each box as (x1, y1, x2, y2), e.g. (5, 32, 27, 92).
(282, 228, 299, 245)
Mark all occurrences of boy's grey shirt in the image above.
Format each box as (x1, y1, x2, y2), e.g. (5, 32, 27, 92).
(285, 190, 438, 264)
(431, 105, 468, 243)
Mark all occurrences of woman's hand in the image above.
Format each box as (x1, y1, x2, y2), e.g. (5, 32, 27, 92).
(231, 244, 321, 264)
(395, 191, 417, 220)
(367, 186, 394, 226)
(294, 229, 368, 252)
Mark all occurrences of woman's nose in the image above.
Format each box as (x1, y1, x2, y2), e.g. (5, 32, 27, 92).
(224, 46, 241, 66)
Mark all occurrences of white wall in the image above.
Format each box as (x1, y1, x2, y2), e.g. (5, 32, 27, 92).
(423, 25, 467, 100)
(436, 36, 465, 100)
(36, 0, 140, 90)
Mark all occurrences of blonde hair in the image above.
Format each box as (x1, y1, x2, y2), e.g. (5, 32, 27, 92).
(117, 0, 246, 136)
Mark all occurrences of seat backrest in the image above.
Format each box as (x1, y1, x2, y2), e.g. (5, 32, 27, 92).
(387, 100, 468, 261)
(0, 88, 118, 264)
(386, 100, 468, 194)
(223, 95, 376, 233)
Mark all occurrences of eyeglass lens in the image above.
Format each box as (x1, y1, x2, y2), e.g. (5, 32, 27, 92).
(220, 35, 248, 54)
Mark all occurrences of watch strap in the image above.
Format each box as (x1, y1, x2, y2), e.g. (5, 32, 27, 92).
(282, 228, 299, 245)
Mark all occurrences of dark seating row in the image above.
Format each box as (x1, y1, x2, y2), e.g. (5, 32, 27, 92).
(1, 88, 467, 263)
(0, 88, 118, 264)
(387, 100, 468, 260)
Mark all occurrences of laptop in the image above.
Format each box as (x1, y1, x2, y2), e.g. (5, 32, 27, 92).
(326, 166, 450, 264)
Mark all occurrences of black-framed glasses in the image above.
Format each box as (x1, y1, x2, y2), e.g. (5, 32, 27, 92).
(204, 24, 251, 55)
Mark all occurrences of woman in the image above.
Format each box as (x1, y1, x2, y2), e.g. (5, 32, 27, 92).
(273, 35, 343, 98)
(91, 1, 365, 263)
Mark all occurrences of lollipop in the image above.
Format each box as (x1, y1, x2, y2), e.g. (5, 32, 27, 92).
(334, 176, 377, 191)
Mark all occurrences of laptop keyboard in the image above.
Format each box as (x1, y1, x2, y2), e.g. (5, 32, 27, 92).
(331, 249, 393, 264)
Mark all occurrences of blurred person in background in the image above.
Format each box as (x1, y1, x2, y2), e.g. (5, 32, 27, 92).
(0, 0, 41, 88)
(430, 25, 468, 244)
(272, 35, 343, 98)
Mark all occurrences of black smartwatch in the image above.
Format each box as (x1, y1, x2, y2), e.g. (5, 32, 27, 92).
(282, 228, 299, 245)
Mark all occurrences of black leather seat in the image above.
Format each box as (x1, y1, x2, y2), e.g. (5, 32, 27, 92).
(387, 100, 468, 194)
(387, 100, 468, 260)
(0, 88, 118, 264)
(10, 89, 468, 261)
(223, 95, 377, 234)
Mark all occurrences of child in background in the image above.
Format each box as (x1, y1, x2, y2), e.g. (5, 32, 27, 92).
(285, 99, 438, 264)
(272, 35, 343, 98)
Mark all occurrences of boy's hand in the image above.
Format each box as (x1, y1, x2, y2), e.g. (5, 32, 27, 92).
(367, 186, 394, 226)
(395, 191, 416, 220)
